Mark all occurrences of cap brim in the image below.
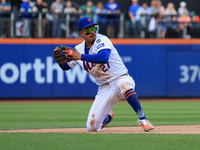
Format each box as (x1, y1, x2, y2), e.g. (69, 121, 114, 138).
(80, 23, 98, 30)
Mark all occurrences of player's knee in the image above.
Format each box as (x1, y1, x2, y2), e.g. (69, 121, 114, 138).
(86, 122, 101, 132)
(87, 126, 97, 132)
(86, 125, 101, 132)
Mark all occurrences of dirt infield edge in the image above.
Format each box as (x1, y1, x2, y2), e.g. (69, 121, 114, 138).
(1, 125, 200, 134)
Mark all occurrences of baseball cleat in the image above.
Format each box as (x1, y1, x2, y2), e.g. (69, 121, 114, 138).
(138, 119, 154, 132)
(101, 111, 115, 129)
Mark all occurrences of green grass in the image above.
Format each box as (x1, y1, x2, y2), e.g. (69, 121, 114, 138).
(0, 100, 200, 150)
(1, 101, 200, 130)
(0, 133, 199, 150)
(0, 102, 91, 130)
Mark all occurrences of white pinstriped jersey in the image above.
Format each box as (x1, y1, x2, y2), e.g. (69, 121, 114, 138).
(68, 34, 128, 85)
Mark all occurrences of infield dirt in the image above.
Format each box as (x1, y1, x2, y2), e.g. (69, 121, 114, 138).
(1, 125, 200, 134)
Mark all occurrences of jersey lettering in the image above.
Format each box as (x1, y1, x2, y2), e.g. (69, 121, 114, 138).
(83, 61, 110, 73)
(83, 61, 96, 72)
(100, 63, 110, 72)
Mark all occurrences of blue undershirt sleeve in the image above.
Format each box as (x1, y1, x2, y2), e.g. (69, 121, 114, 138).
(81, 49, 110, 63)
(59, 63, 71, 70)
(58, 49, 110, 70)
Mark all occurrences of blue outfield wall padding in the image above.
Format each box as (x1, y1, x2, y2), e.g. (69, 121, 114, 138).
(0, 43, 200, 98)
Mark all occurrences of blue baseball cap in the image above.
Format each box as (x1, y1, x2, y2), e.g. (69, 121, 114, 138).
(78, 17, 98, 31)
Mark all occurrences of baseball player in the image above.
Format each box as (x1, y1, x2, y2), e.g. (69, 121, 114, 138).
(53, 17, 154, 132)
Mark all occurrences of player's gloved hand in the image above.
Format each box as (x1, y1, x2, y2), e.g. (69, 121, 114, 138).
(63, 47, 81, 60)
(53, 45, 76, 64)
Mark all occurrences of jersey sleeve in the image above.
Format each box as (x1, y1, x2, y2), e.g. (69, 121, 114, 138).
(67, 44, 83, 68)
(95, 36, 112, 53)
(67, 60, 79, 68)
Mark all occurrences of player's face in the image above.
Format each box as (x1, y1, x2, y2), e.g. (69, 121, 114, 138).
(80, 25, 97, 43)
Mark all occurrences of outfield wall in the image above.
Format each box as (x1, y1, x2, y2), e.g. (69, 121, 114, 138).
(0, 39, 200, 98)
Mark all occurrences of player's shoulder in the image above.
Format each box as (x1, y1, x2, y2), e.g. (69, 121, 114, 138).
(75, 40, 85, 50)
(93, 34, 113, 51)
(95, 34, 111, 44)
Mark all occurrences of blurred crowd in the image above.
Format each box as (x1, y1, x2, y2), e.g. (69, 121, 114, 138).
(0, 0, 200, 38)
(127, 0, 200, 38)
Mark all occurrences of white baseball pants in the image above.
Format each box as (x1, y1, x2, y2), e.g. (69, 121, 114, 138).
(86, 74, 135, 132)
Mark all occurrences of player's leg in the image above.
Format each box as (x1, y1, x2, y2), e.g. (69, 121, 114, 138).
(125, 88, 154, 131)
(125, 89, 146, 120)
(86, 84, 119, 132)
(101, 110, 114, 129)
(118, 75, 154, 132)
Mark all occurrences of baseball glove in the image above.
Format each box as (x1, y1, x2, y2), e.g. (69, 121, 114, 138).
(53, 45, 75, 64)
